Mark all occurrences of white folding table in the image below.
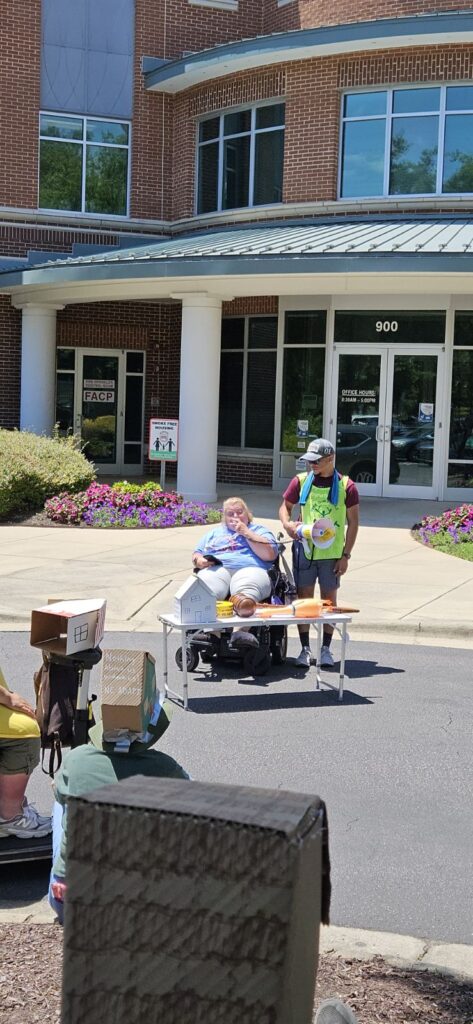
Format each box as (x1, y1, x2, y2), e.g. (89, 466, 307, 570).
(158, 611, 352, 710)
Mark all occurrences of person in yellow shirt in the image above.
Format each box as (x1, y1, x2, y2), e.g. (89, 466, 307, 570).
(0, 667, 52, 839)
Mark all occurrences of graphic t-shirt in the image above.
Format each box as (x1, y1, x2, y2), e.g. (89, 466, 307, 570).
(195, 523, 278, 571)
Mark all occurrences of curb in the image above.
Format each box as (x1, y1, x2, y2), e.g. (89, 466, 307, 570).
(320, 925, 473, 983)
(1, 904, 472, 982)
(1, 617, 472, 640)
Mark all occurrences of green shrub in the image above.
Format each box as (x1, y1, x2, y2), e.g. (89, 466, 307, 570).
(111, 480, 162, 494)
(0, 429, 95, 520)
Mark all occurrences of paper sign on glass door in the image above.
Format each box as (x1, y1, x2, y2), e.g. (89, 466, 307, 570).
(418, 403, 434, 423)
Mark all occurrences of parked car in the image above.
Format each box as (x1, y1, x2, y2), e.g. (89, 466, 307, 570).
(296, 425, 400, 483)
(391, 425, 433, 461)
(410, 433, 434, 465)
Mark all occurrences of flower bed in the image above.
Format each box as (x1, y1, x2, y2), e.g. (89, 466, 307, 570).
(414, 503, 473, 560)
(44, 482, 222, 528)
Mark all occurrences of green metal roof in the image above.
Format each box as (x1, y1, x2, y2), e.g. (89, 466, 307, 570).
(3, 220, 473, 289)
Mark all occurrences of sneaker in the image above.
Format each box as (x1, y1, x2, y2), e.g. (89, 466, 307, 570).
(295, 646, 312, 667)
(315, 998, 359, 1023)
(320, 645, 335, 668)
(0, 803, 52, 840)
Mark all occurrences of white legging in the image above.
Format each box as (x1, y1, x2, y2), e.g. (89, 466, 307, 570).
(197, 565, 272, 603)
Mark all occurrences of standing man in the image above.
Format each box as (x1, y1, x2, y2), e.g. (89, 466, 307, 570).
(279, 438, 359, 667)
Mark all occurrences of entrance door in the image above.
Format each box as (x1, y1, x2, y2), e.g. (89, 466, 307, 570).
(332, 345, 443, 498)
(75, 350, 145, 475)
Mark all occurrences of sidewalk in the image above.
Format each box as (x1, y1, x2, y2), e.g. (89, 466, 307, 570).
(1, 490, 472, 642)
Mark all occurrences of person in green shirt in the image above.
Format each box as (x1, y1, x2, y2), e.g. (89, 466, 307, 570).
(48, 682, 188, 923)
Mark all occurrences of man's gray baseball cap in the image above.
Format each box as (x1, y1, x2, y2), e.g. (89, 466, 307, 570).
(299, 438, 335, 462)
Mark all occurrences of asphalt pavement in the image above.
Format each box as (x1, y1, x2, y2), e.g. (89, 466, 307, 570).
(2, 629, 472, 947)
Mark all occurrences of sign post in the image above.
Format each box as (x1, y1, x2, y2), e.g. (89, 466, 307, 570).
(148, 418, 179, 490)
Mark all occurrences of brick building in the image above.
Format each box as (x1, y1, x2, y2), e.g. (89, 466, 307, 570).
(2, 1, 473, 501)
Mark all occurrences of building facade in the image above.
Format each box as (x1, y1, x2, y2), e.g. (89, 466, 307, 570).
(2, 0, 473, 501)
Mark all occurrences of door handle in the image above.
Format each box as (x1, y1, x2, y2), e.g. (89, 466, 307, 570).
(75, 414, 82, 430)
(375, 425, 384, 442)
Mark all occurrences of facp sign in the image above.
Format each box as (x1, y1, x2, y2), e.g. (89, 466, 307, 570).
(83, 389, 115, 403)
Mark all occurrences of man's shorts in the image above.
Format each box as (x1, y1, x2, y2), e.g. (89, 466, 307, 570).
(0, 737, 41, 775)
(292, 545, 340, 592)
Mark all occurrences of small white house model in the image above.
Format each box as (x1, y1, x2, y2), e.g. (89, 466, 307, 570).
(173, 575, 217, 624)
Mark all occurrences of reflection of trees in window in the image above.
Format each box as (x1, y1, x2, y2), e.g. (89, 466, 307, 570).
(390, 134, 437, 195)
(39, 114, 129, 215)
(86, 147, 127, 215)
(443, 151, 473, 193)
(40, 141, 82, 211)
(281, 348, 325, 451)
(340, 87, 473, 197)
(449, 351, 473, 458)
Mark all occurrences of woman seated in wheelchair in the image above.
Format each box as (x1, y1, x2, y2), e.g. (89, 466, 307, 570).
(192, 497, 278, 638)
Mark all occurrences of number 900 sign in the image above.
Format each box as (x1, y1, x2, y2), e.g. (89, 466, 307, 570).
(376, 320, 398, 333)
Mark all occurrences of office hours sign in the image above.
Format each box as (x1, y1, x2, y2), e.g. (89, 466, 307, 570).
(149, 419, 179, 461)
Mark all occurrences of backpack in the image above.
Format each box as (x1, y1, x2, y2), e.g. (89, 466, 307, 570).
(33, 654, 81, 777)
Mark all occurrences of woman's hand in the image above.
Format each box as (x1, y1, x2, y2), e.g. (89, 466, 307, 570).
(0, 688, 37, 720)
(232, 519, 251, 539)
(193, 554, 212, 570)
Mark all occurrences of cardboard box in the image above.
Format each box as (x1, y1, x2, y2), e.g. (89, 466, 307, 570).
(101, 649, 156, 733)
(30, 598, 106, 656)
(62, 778, 329, 1024)
(173, 574, 216, 624)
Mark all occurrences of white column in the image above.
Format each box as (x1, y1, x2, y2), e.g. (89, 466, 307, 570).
(17, 304, 63, 434)
(176, 294, 223, 502)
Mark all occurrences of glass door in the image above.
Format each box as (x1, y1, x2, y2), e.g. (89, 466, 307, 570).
(80, 353, 120, 469)
(332, 347, 387, 496)
(73, 350, 145, 475)
(332, 346, 443, 497)
(383, 349, 442, 498)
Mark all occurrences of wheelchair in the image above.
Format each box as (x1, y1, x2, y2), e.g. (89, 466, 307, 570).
(175, 542, 296, 677)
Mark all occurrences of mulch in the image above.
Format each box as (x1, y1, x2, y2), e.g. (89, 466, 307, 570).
(1, 923, 472, 1023)
(0, 511, 73, 529)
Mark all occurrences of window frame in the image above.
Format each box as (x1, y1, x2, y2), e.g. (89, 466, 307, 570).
(195, 100, 285, 215)
(338, 83, 473, 200)
(447, 314, 473, 483)
(39, 111, 132, 218)
(218, 314, 278, 452)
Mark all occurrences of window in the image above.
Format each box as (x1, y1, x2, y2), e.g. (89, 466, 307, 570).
(334, 311, 445, 345)
(39, 113, 130, 216)
(55, 348, 76, 434)
(340, 85, 473, 199)
(218, 317, 277, 449)
(280, 311, 327, 452)
(197, 103, 285, 214)
(448, 314, 473, 488)
(189, 0, 237, 8)
(124, 351, 145, 465)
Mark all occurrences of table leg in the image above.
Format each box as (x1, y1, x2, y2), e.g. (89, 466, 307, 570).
(339, 622, 347, 702)
(181, 628, 189, 711)
(162, 624, 169, 698)
(315, 621, 322, 691)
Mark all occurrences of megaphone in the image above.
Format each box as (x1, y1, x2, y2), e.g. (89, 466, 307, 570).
(296, 517, 336, 555)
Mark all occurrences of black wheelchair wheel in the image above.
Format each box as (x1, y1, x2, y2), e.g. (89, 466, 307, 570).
(270, 627, 288, 666)
(175, 646, 199, 672)
(243, 647, 272, 676)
